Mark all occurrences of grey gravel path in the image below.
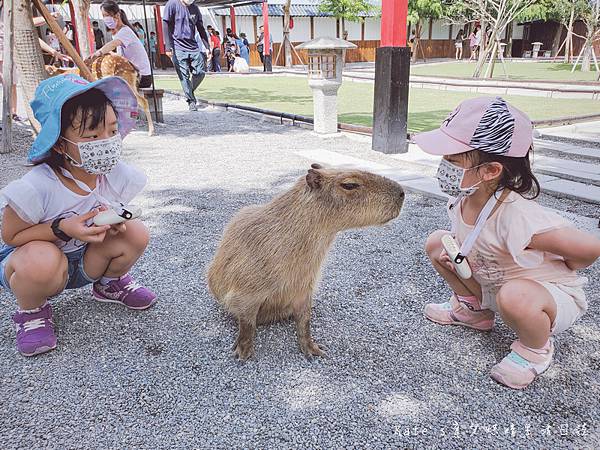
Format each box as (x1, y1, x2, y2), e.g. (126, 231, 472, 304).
(0, 99, 599, 449)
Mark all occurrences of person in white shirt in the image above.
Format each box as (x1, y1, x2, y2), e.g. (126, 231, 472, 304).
(93, 0, 152, 88)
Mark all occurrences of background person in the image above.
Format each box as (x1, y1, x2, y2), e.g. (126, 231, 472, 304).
(94, 0, 152, 89)
(149, 31, 158, 68)
(455, 29, 465, 60)
(92, 20, 105, 51)
(162, 0, 210, 111)
(238, 32, 250, 65)
(210, 29, 221, 72)
(133, 22, 146, 47)
(256, 25, 272, 69)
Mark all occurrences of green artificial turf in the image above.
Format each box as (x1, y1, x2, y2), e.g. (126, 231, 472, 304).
(155, 75, 600, 132)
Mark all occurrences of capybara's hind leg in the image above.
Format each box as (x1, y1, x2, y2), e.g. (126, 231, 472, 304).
(294, 296, 325, 358)
(232, 317, 257, 361)
(224, 292, 262, 361)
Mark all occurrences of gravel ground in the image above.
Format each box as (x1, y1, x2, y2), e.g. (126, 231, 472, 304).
(0, 98, 599, 449)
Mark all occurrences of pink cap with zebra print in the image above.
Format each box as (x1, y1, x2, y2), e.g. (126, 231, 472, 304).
(414, 97, 533, 158)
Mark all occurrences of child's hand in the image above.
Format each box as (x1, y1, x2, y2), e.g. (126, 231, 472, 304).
(438, 249, 456, 273)
(108, 223, 127, 236)
(59, 210, 111, 243)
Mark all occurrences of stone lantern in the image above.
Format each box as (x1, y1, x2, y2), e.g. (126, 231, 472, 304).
(297, 37, 357, 134)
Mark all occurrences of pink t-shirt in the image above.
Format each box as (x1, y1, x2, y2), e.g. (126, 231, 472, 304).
(449, 190, 587, 312)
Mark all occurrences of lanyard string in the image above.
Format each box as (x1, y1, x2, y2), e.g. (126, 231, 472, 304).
(59, 168, 121, 211)
(454, 190, 503, 264)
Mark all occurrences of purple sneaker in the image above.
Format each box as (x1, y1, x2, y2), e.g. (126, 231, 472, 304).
(12, 303, 57, 357)
(92, 274, 157, 310)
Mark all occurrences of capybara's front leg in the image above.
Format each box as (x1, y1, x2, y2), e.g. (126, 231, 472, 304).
(232, 318, 257, 361)
(294, 296, 325, 358)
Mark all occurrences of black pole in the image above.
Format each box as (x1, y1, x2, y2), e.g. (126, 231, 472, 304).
(372, 47, 410, 154)
(141, 0, 159, 122)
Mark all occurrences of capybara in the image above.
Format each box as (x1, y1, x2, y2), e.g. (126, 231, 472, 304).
(207, 164, 405, 360)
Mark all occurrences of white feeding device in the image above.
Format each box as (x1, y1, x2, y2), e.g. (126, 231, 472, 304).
(441, 234, 472, 279)
(93, 205, 142, 226)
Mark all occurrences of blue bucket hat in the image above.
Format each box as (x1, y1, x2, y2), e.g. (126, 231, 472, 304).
(28, 74, 139, 163)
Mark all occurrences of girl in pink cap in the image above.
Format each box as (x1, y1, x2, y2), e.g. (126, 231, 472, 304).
(414, 97, 600, 389)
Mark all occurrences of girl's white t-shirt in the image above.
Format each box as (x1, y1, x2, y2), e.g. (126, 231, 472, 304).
(0, 162, 146, 254)
(114, 26, 151, 76)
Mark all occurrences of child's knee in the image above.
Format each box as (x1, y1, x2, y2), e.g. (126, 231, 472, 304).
(497, 280, 536, 317)
(12, 241, 67, 285)
(425, 230, 448, 258)
(124, 220, 150, 251)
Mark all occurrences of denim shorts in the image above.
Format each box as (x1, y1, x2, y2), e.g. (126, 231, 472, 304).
(0, 244, 96, 294)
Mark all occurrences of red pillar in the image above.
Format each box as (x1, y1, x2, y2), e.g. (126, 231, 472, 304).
(87, 17, 94, 53)
(380, 0, 407, 47)
(262, 1, 270, 56)
(155, 4, 165, 53)
(230, 7, 236, 34)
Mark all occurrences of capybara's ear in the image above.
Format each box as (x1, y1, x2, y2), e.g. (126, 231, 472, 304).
(311, 163, 323, 170)
(306, 168, 322, 189)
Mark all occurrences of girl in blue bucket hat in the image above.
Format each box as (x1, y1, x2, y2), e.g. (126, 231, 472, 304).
(0, 74, 157, 357)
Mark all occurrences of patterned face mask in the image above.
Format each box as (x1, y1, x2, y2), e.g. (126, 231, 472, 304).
(436, 158, 485, 198)
(62, 134, 122, 175)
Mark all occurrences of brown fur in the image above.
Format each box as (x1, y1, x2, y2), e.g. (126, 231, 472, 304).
(45, 53, 154, 136)
(207, 164, 405, 360)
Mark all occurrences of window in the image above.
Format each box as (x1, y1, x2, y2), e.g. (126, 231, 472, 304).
(308, 54, 336, 79)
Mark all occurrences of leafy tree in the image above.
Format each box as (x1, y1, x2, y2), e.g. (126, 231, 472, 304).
(319, 0, 374, 39)
(408, 0, 444, 62)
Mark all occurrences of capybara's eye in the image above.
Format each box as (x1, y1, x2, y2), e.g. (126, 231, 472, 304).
(341, 182, 360, 190)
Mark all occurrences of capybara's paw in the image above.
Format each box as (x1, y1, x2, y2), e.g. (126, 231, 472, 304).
(300, 340, 325, 358)
(233, 341, 255, 361)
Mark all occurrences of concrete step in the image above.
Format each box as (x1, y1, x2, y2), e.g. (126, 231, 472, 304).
(534, 138, 600, 162)
(538, 121, 600, 146)
(534, 155, 600, 186)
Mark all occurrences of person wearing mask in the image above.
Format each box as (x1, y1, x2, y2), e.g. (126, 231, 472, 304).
(92, 21, 105, 51)
(93, 1, 153, 88)
(162, 0, 210, 111)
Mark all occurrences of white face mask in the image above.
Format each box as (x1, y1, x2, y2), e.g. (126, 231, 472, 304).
(436, 158, 485, 198)
(62, 134, 122, 175)
(182, 0, 195, 5)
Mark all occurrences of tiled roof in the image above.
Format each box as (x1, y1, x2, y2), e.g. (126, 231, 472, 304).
(214, 3, 379, 17)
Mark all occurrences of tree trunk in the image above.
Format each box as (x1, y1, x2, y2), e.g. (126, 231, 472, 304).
(505, 21, 513, 56)
(283, 0, 292, 67)
(551, 22, 563, 57)
(411, 20, 421, 63)
(2, 0, 14, 153)
(473, 19, 487, 77)
(564, 5, 575, 63)
(581, 40, 592, 72)
(14, 0, 46, 132)
(72, 0, 91, 58)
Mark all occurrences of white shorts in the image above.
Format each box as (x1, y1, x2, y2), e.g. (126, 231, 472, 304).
(539, 280, 587, 335)
(483, 278, 587, 335)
